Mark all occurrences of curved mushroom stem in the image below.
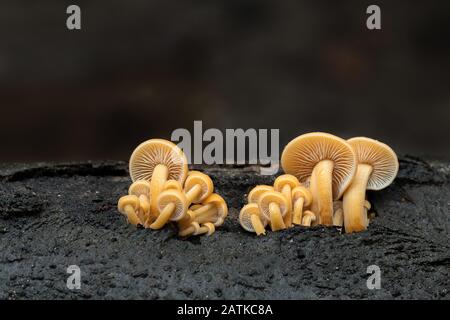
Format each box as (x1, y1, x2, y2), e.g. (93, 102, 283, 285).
(150, 164, 169, 217)
(191, 203, 215, 218)
(250, 214, 266, 235)
(343, 164, 373, 233)
(178, 222, 207, 237)
(281, 185, 293, 227)
(269, 202, 286, 231)
(301, 211, 316, 227)
(138, 195, 151, 223)
(149, 202, 175, 230)
(194, 223, 215, 236)
(124, 205, 141, 226)
(179, 225, 196, 237)
(177, 210, 195, 229)
(310, 160, 334, 226)
(292, 197, 305, 225)
(185, 184, 202, 204)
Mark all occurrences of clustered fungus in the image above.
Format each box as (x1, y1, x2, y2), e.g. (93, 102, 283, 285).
(117, 139, 228, 237)
(240, 132, 398, 235)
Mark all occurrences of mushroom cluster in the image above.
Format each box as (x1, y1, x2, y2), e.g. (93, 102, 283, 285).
(117, 139, 228, 237)
(240, 132, 398, 235)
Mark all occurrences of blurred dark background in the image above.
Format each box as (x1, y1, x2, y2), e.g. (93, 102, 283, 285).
(0, 0, 449, 162)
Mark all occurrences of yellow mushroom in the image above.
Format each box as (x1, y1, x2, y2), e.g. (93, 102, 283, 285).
(274, 174, 300, 228)
(239, 203, 267, 235)
(248, 185, 274, 204)
(291, 186, 312, 225)
(343, 137, 398, 233)
(183, 172, 214, 206)
(281, 132, 357, 226)
(258, 191, 288, 231)
(129, 139, 188, 218)
(117, 195, 141, 226)
(128, 180, 151, 224)
(301, 210, 316, 227)
(190, 194, 228, 227)
(149, 189, 188, 229)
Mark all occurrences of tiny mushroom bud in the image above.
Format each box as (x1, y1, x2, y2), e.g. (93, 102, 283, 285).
(332, 201, 344, 227)
(239, 203, 268, 235)
(248, 185, 274, 204)
(274, 174, 300, 228)
(149, 189, 188, 229)
(129, 139, 188, 218)
(128, 180, 151, 224)
(117, 195, 141, 226)
(281, 132, 357, 226)
(258, 191, 289, 231)
(343, 137, 398, 233)
(301, 210, 316, 227)
(291, 186, 312, 225)
(183, 172, 214, 206)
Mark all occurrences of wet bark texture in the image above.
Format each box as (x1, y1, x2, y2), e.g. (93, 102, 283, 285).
(0, 157, 449, 299)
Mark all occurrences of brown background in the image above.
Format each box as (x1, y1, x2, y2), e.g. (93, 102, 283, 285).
(0, 0, 449, 161)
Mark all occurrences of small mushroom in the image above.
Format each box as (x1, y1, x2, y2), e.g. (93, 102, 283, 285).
(183, 172, 214, 206)
(301, 210, 316, 227)
(128, 180, 151, 224)
(117, 195, 141, 226)
(281, 132, 357, 226)
(343, 137, 398, 233)
(291, 186, 312, 225)
(129, 139, 188, 218)
(258, 191, 289, 231)
(239, 203, 268, 235)
(274, 174, 300, 227)
(190, 194, 228, 227)
(149, 189, 188, 229)
(247, 185, 274, 204)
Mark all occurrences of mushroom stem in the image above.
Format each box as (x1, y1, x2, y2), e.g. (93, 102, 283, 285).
(185, 184, 203, 204)
(292, 197, 305, 225)
(302, 210, 316, 227)
(191, 203, 215, 218)
(194, 223, 215, 236)
(195, 212, 217, 224)
(150, 164, 169, 217)
(138, 194, 151, 222)
(343, 164, 373, 233)
(310, 160, 334, 226)
(269, 202, 286, 231)
(149, 202, 176, 230)
(281, 184, 293, 227)
(123, 205, 141, 226)
(250, 214, 266, 235)
(179, 225, 196, 237)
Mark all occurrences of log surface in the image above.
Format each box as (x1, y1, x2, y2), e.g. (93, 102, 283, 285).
(0, 158, 449, 299)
